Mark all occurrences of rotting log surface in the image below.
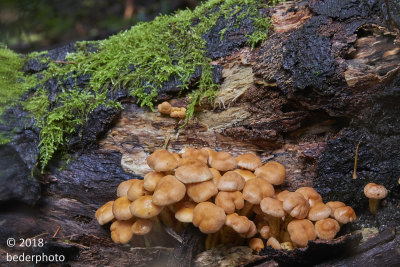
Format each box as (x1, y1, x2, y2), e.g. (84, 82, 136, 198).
(1, 0, 400, 266)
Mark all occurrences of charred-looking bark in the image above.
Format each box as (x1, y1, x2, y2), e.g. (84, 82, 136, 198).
(1, 0, 400, 266)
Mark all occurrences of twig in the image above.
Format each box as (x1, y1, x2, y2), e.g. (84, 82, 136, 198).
(54, 60, 76, 65)
(52, 226, 61, 238)
(27, 232, 49, 240)
(353, 141, 360, 179)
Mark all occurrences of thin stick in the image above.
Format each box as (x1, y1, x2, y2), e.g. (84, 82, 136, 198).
(52, 226, 61, 238)
(353, 141, 360, 179)
(55, 60, 76, 65)
(27, 232, 49, 240)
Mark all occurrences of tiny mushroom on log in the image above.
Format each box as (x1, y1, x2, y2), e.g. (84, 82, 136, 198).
(235, 153, 262, 171)
(170, 107, 186, 119)
(193, 202, 226, 234)
(113, 196, 134, 221)
(187, 180, 218, 203)
(131, 219, 153, 235)
(315, 218, 340, 240)
(255, 161, 286, 185)
(364, 182, 388, 214)
(158, 101, 172, 115)
(143, 172, 164, 192)
(129, 195, 163, 219)
(95, 201, 114, 225)
(334, 206, 357, 224)
(147, 149, 178, 172)
(110, 220, 135, 244)
(287, 219, 316, 247)
(215, 191, 244, 214)
(249, 238, 265, 252)
(283, 192, 310, 219)
(152, 175, 186, 206)
(242, 178, 275, 204)
(216, 171, 246, 191)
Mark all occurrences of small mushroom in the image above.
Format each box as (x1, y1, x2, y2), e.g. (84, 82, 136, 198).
(315, 218, 340, 240)
(242, 178, 275, 205)
(143, 172, 164, 192)
(364, 183, 388, 214)
(215, 191, 244, 214)
(147, 149, 178, 172)
(129, 195, 163, 219)
(295, 187, 322, 207)
(233, 169, 256, 181)
(333, 206, 356, 224)
(175, 201, 196, 223)
(182, 147, 209, 164)
(131, 218, 152, 235)
(235, 153, 262, 171)
(216, 171, 245, 191)
(193, 202, 226, 234)
(260, 197, 285, 218)
(307, 202, 331, 221)
(255, 161, 286, 185)
(225, 213, 251, 234)
(187, 180, 218, 203)
(249, 238, 264, 252)
(152, 175, 186, 206)
(175, 159, 213, 183)
(326, 201, 346, 217)
(117, 179, 137, 197)
(158, 101, 172, 115)
(170, 107, 186, 119)
(283, 192, 310, 219)
(113, 196, 134, 221)
(95, 201, 114, 225)
(239, 220, 257, 238)
(206, 149, 237, 171)
(266, 237, 281, 250)
(127, 179, 146, 201)
(259, 225, 271, 240)
(110, 220, 134, 244)
(287, 219, 316, 247)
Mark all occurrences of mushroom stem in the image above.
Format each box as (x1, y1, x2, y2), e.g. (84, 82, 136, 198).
(238, 201, 254, 217)
(267, 215, 281, 239)
(369, 198, 380, 214)
(205, 232, 220, 250)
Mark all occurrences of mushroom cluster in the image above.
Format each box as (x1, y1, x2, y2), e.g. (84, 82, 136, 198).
(95, 148, 356, 252)
(158, 101, 186, 119)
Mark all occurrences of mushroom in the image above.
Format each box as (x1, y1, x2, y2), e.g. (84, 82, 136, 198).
(233, 169, 256, 181)
(235, 153, 262, 171)
(95, 201, 115, 225)
(187, 180, 218, 203)
(255, 161, 286, 185)
(152, 175, 186, 206)
(193, 202, 226, 234)
(259, 225, 271, 240)
(287, 219, 316, 247)
(216, 171, 245, 191)
(333, 206, 356, 224)
(215, 191, 244, 214)
(315, 218, 340, 240)
(307, 202, 331, 221)
(143, 172, 164, 192)
(225, 213, 251, 234)
(239, 220, 257, 238)
(283, 192, 310, 219)
(249, 238, 264, 252)
(113, 196, 134, 221)
(206, 149, 237, 171)
(170, 107, 186, 119)
(110, 220, 134, 244)
(127, 179, 146, 201)
(260, 197, 285, 238)
(266, 237, 282, 250)
(129, 195, 163, 219)
(147, 149, 178, 172)
(182, 147, 209, 164)
(117, 179, 137, 197)
(158, 101, 172, 115)
(175, 201, 196, 223)
(326, 201, 346, 217)
(364, 183, 388, 214)
(295, 187, 322, 207)
(175, 159, 213, 183)
(242, 178, 275, 205)
(275, 190, 291, 202)
(131, 218, 153, 235)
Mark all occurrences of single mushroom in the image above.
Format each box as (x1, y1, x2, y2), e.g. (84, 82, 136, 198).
(333, 206, 356, 224)
(193, 202, 226, 234)
(225, 213, 251, 234)
(275, 190, 291, 202)
(170, 107, 186, 119)
(259, 225, 271, 240)
(233, 169, 256, 181)
(158, 101, 172, 115)
(295, 187, 323, 207)
(147, 149, 178, 172)
(235, 153, 262, 171)
(364, 183, 388, 214)
(287, 219, 316, 247)
(315, 218, 340, 240)
(255, 161, 286, 185)
(127, 179, 147, 201)
(143, 172, 164, 192)
(152, 175, 186, 206)
(113, 196, 134, 221)
(266, 237, 282, 250)
(249, 238, 265, 252)
(117, 179, 137, 197)
(216, 171, 246, 191)
(242, 178, 275, 205)
(206, 149, 237, 171)
(129, 195, 163, 219)
(131, 218, 153, 235)
(326, 201, 346, 217)
(239, 220, 257, 238)
(187, 180, 218, 203)
(260, 197, 285, 238)
(175, 201, 196, 223)
(95, 201, 115, 225)
(182, 147, 209, 164)
(215, 191, 244, 214)
(283, 192, 310, 219)
(175, 159, 213, 183)
(307, 202, 331, 221)
(110, 220, 135, 244)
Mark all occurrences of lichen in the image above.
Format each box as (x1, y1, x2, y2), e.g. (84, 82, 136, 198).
(1, 0, 284, 172)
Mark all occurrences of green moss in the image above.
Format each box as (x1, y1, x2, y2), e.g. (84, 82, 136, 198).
(2, 0, 284, 171)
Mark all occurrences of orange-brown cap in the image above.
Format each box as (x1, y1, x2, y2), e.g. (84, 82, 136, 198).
(235, 153, 262, 171)
(182, 147, 209, 164)
(260, 197, 285, 218)
(131, 218, 152, 235)
(147, 149, 178, 172)
(216, 171, 246, 191)
(206, 149, 237, 171)
(315, 218, 340, 240)
(158, 101, 172, 115)
(287, 219, 316, 247)
(283, 192, 310, 219)
(326, 201, 346, 216)
(187, 180, 218, 203)
(110, 220, 134, 244)
(129, 195, 163, 219)
(242, 178, 275, 204)
(240, 220, 257, 238)
(266, 237, 281, 250)
(364, 183, 388, 199)
(333, 206, 356, 224)
(276, 190, 291, 202)
(170, 107, 186, 119)
(117, 179, 137, 197)
(295, 187, 323, 207)
(307, 202, 331, 221)
(152, 175, 186, 206)
(225, 213, 251, 234)
(175, 201, 196, 223)
(127, 179, 146, 201)
(233, 169, 256, 181)
(215, 191, 244, 214)
(255, 161, 286, 185)
(113, 196, 134, 221)
(259, 225, 271, 239)
(143, 172, 164, 192)
(175, 159, 213, 184)
(249, 238, 265, 252)
(193, 202, 226, 234)
(95, 201, 114, 225)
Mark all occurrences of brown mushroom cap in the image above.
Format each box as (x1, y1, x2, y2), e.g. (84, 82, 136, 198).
(276, 190, 291, 202)
(225, 213, 251, 234)
(206, 149, 237, 171)
(152, 175, 186, 206)
(170, 107, 186, 119)
(287, 219, 316, 247)
(182, 147, 209, 164)
(240, 220, 257, 238)
(235, 153, 262, 171)
(129, 195, 163, 219)
(307, 202, 331, 221)
(113, 196, 134, 221)
(295, 187, 323, 207)
(193, 202, 226, 234)
(215, 191, 244, 214)
(187, 180, 218, 203)
(255, 161, 286, 185)
(131, 219, 153, 235)
(259, 225, 271, 239)
(266, 237, 282, 250)
(95, 201, 115, 225)
(147, 149, 178, 172)
(315, 218, 340, 240)
(364, 183, 388, 199)
(143, 172, 164, 192)
(209, 168, 221, 185)
(333, 206, 356, 224)
(158, 101, 172, 115)
(233, 169, 256, 181)
(249, 238, 265, 252)
(175, 201, 196, 223)
(117, 179, 137, 197)
(242, 178, 275, 204)
(260, 197, 285, 218)
(110, 220, 134, 244)
(127, 179, 146, 201)
(326, 201, 346, 216)
(175, 160, 213, 184)
(216, 171, 246, 191)
(283, 192, 310, 219)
